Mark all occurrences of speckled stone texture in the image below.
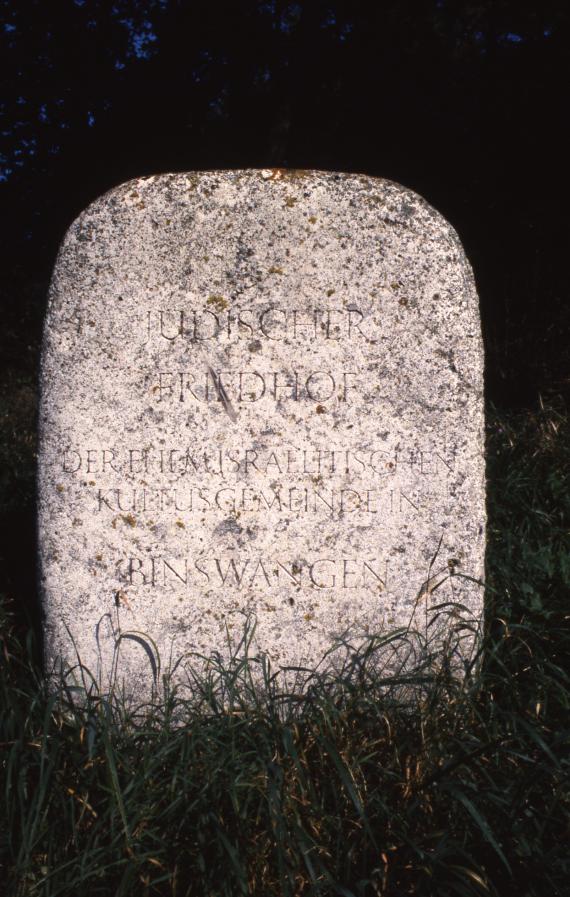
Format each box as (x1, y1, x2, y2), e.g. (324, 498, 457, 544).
(39, 170, 485, 696)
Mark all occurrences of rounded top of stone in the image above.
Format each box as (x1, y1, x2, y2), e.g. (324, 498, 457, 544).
(65, 168, 463, 252)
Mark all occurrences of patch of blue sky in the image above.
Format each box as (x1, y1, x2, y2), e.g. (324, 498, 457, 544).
(279, 3, 302, 34)
(119, 17, 158, 59)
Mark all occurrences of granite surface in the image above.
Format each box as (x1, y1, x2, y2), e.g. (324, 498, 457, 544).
(38, 169, 486, 695)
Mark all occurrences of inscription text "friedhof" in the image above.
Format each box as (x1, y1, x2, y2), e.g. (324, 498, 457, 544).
(150, 370, 359, 404)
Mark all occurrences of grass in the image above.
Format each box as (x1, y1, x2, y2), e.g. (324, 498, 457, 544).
(1, 401, 569, 896)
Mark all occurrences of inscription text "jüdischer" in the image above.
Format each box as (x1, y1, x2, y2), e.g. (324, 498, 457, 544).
(145, 306, 373, 343)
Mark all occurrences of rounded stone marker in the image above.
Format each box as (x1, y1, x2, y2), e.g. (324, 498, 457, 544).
(39, 170, 485, 695)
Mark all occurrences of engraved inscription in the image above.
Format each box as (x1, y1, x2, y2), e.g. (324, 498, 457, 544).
(61, 445, 456, 477)
(145, 305, 372, 343)
(57, 440, 457, 524)
(150, 370, 360, 404)
(120, 556, 388, 592)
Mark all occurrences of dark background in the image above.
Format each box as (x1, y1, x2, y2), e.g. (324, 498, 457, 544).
(1, 0, 569, 617)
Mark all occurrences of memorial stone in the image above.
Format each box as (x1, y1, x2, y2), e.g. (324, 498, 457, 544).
(39, 170, 485, 694)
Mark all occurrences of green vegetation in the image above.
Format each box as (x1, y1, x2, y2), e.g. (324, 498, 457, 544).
(1, 403, 569, 896)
